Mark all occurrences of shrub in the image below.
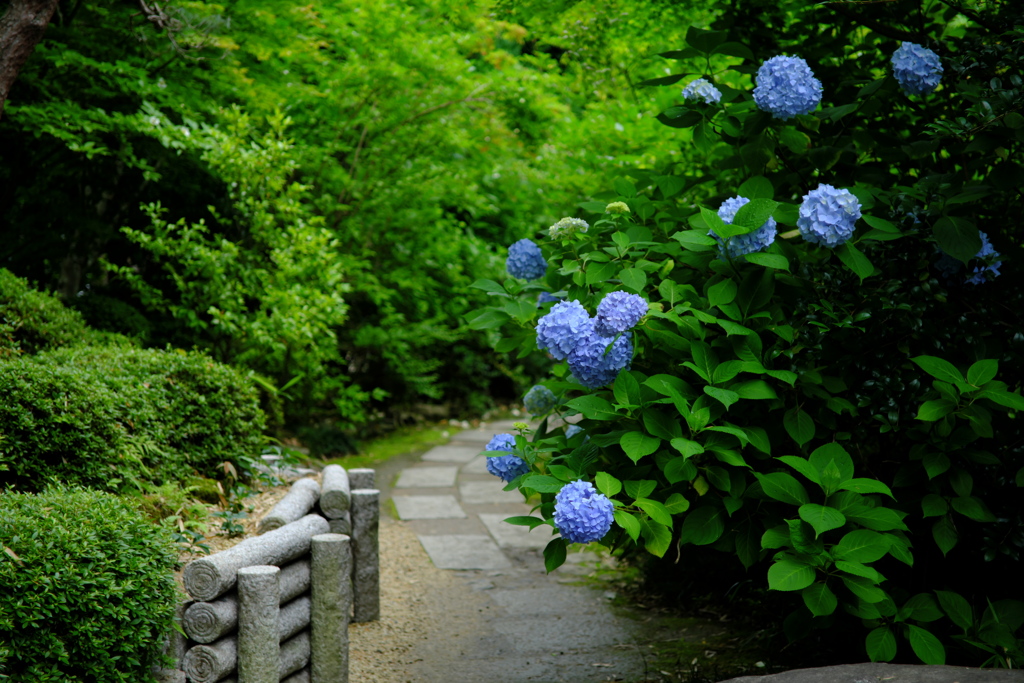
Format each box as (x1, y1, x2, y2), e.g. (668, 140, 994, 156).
(0, 487, 179, 682)
(0, 269, 97, 357)
(0, 346, 266, 492)
(469, 9, 1024, 668)
(38, 345, 267, 480)
(69, 291, 153, 342)
(0, 359, 135, 492)
(476, 205, 1024, 667)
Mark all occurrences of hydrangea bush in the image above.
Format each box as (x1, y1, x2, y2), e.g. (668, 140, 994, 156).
(523, 384, 557, 415)
(797, 184, 862, 247)
(682, 77, 722, 105)
(891, 42, 944, 96)
(553, 480, 615, 543)
(506, 239, 548, 280)
(753, 55, 823, 120)
(469, 16, 1024, 669)
(484, 432, 530, 482)
(710, 196, 778, 259)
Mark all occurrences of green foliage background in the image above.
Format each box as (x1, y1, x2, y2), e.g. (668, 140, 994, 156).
(1, 0, 1022, 671)
(0, 0, 708, 432)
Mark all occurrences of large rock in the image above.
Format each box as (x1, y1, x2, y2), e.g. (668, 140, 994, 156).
(719, 663, 1024, 683)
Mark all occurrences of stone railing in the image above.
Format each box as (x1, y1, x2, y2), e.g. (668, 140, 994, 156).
(157, 467, 379, 683)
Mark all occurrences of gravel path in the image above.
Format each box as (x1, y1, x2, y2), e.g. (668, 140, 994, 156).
(348, 514, 455, 682)
(176, 423, 738, 683)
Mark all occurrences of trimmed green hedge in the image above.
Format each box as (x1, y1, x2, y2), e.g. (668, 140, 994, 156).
(0, 487, 179, 682)
(0, 346, 267, 492)
(0, 359, 132, 491)
(69, 291, 153, 342)
(0, 269, 99, 357)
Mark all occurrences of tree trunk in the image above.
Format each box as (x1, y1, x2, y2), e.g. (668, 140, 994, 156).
(0, 0, 61, 120)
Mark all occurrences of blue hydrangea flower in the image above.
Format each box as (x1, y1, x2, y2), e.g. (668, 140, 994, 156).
(536, 300, 591, 361)
(486, 454, 530, 482)
(797, 184, 861, 247)
(935, 251, 963, 281)
(485, 433, 516, 452)
(524, 385, 557, 415)
(549, 217, 590, 240)
(753, 55, 822, 120)
(682, 78, 722, 105)
(567, 319, 633, 389)
(565, 424, 584, 439)
(554, 480, 614, 544)
(966, 231, 1002, 285)
(594, 291, 648, 337)
(891, 43, 943, 96)
(507, 239, 547, 280)
(537, 291, 562, 306)
(708, 196, 778, 259)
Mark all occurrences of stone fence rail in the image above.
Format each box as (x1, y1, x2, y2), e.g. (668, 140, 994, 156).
(156, 467, 378, 683)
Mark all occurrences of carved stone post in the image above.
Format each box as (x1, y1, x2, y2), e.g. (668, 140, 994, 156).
(350, 489, 380, 622)
(311, 533, 352, 682)
(237, 565, 280, 683)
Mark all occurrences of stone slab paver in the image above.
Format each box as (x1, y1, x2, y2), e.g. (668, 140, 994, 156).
(478, 513, 551, 550)
(406, 518, 489, 536)
(392, 495, 466, 520)
(448, 432, 496, 445)
(420, 445, 482, 463)
(458, 481, 524, 505)
(488, 586, 598, 616)
(460, 456, 490, 475)
(490, 612, 628, 651)
(449, 423, 518, 445)
(394, 466, 458, 488)
(417, 534, 511, 570)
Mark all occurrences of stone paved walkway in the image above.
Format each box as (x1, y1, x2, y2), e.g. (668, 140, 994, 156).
(379, 420, 678, 682)
(392, 420, 550, 570)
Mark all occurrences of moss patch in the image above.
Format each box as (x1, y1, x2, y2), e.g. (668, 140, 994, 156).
(623, 612, 779, 683)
